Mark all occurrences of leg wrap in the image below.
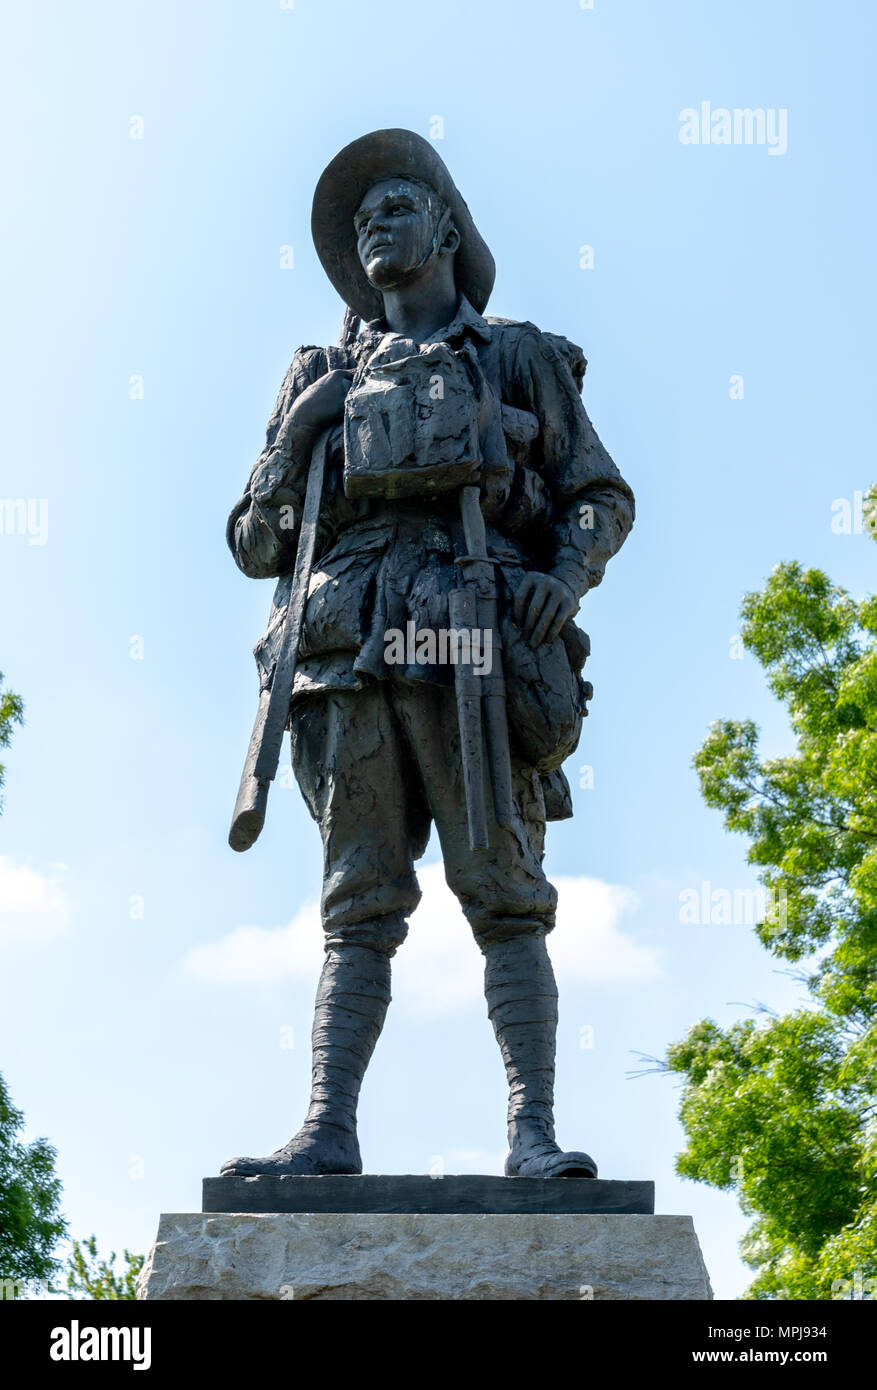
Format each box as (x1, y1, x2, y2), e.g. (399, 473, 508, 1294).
(304, 940, 391, 1137)
(483, 934, 558, 1136)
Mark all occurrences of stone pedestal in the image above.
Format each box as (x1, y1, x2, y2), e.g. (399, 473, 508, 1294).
(137, 1178, 712, 1300)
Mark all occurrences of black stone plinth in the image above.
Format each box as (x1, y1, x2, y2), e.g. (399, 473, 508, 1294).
(202, 1174, 654, 1215)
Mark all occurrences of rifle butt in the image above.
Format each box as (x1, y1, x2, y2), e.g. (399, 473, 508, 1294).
(229, 777, 269, 852)
(229, 687, 273, 851)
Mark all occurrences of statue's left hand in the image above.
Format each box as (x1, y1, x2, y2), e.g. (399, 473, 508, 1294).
(513, 573, 578, 647)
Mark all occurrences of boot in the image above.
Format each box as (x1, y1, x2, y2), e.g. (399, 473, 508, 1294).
(483, 934, 598, 1179)
(221, 942, 391, 1176)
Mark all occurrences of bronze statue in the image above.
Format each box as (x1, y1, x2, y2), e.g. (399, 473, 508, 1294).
(222, 130, 634, 1181)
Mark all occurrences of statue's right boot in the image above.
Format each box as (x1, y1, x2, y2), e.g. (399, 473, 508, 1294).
(221, 941, 391, 1176)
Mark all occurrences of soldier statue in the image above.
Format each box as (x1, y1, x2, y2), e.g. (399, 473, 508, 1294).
(221, 130, 634, 1181)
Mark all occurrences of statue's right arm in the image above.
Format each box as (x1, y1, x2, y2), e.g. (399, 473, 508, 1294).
(226, 348, 331, 579)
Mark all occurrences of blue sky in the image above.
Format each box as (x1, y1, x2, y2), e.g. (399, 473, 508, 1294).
(1, 0, 875, 1300)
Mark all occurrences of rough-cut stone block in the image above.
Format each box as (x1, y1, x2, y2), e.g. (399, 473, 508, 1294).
(137, 1212, 712, 1301)
(203, 1174, 655, 1215)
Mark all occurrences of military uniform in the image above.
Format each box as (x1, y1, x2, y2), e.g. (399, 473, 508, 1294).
(228, 296, 633, 954)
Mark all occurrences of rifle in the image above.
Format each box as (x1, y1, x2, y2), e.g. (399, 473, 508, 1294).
(229, 310, 359, 852)
(449, 484, 514, 851)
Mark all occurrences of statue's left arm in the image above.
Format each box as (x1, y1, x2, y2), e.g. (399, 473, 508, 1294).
(508, 327, 635, 604)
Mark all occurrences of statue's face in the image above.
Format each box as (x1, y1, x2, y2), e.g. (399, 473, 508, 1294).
(354, 178, 442, 290)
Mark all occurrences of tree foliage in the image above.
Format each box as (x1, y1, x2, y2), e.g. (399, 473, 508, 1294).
(0, 671, 23, 811)
(58, 1235, 143, 1301)
(0, 1072, 66, 1291)
(667, 550, 877, 1299)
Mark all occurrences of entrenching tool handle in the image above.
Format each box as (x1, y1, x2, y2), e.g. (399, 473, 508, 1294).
(229, 429, 331, 852)
(449, 584, 489, 851)
(479, 587, 514, 830)
(458, 486, 514, 832)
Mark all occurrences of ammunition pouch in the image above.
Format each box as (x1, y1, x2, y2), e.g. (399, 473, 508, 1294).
(343, 337, 510, 503)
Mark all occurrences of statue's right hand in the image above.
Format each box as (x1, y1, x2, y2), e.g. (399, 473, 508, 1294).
(282, 369, 354, 445)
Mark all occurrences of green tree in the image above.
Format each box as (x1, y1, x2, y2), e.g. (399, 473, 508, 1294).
(0, 1072, 66, 1294)
(666, 547, 877, 1299)
(0, 690, 61, 1298)
(0, 671, 23, 813)
(58, 1235, 143, 1300)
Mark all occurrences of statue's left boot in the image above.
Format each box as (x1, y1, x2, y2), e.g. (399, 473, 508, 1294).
(483, 934, 598, 1179)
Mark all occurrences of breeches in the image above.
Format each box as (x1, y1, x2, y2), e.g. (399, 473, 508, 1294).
(290, 681, 557, 954)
